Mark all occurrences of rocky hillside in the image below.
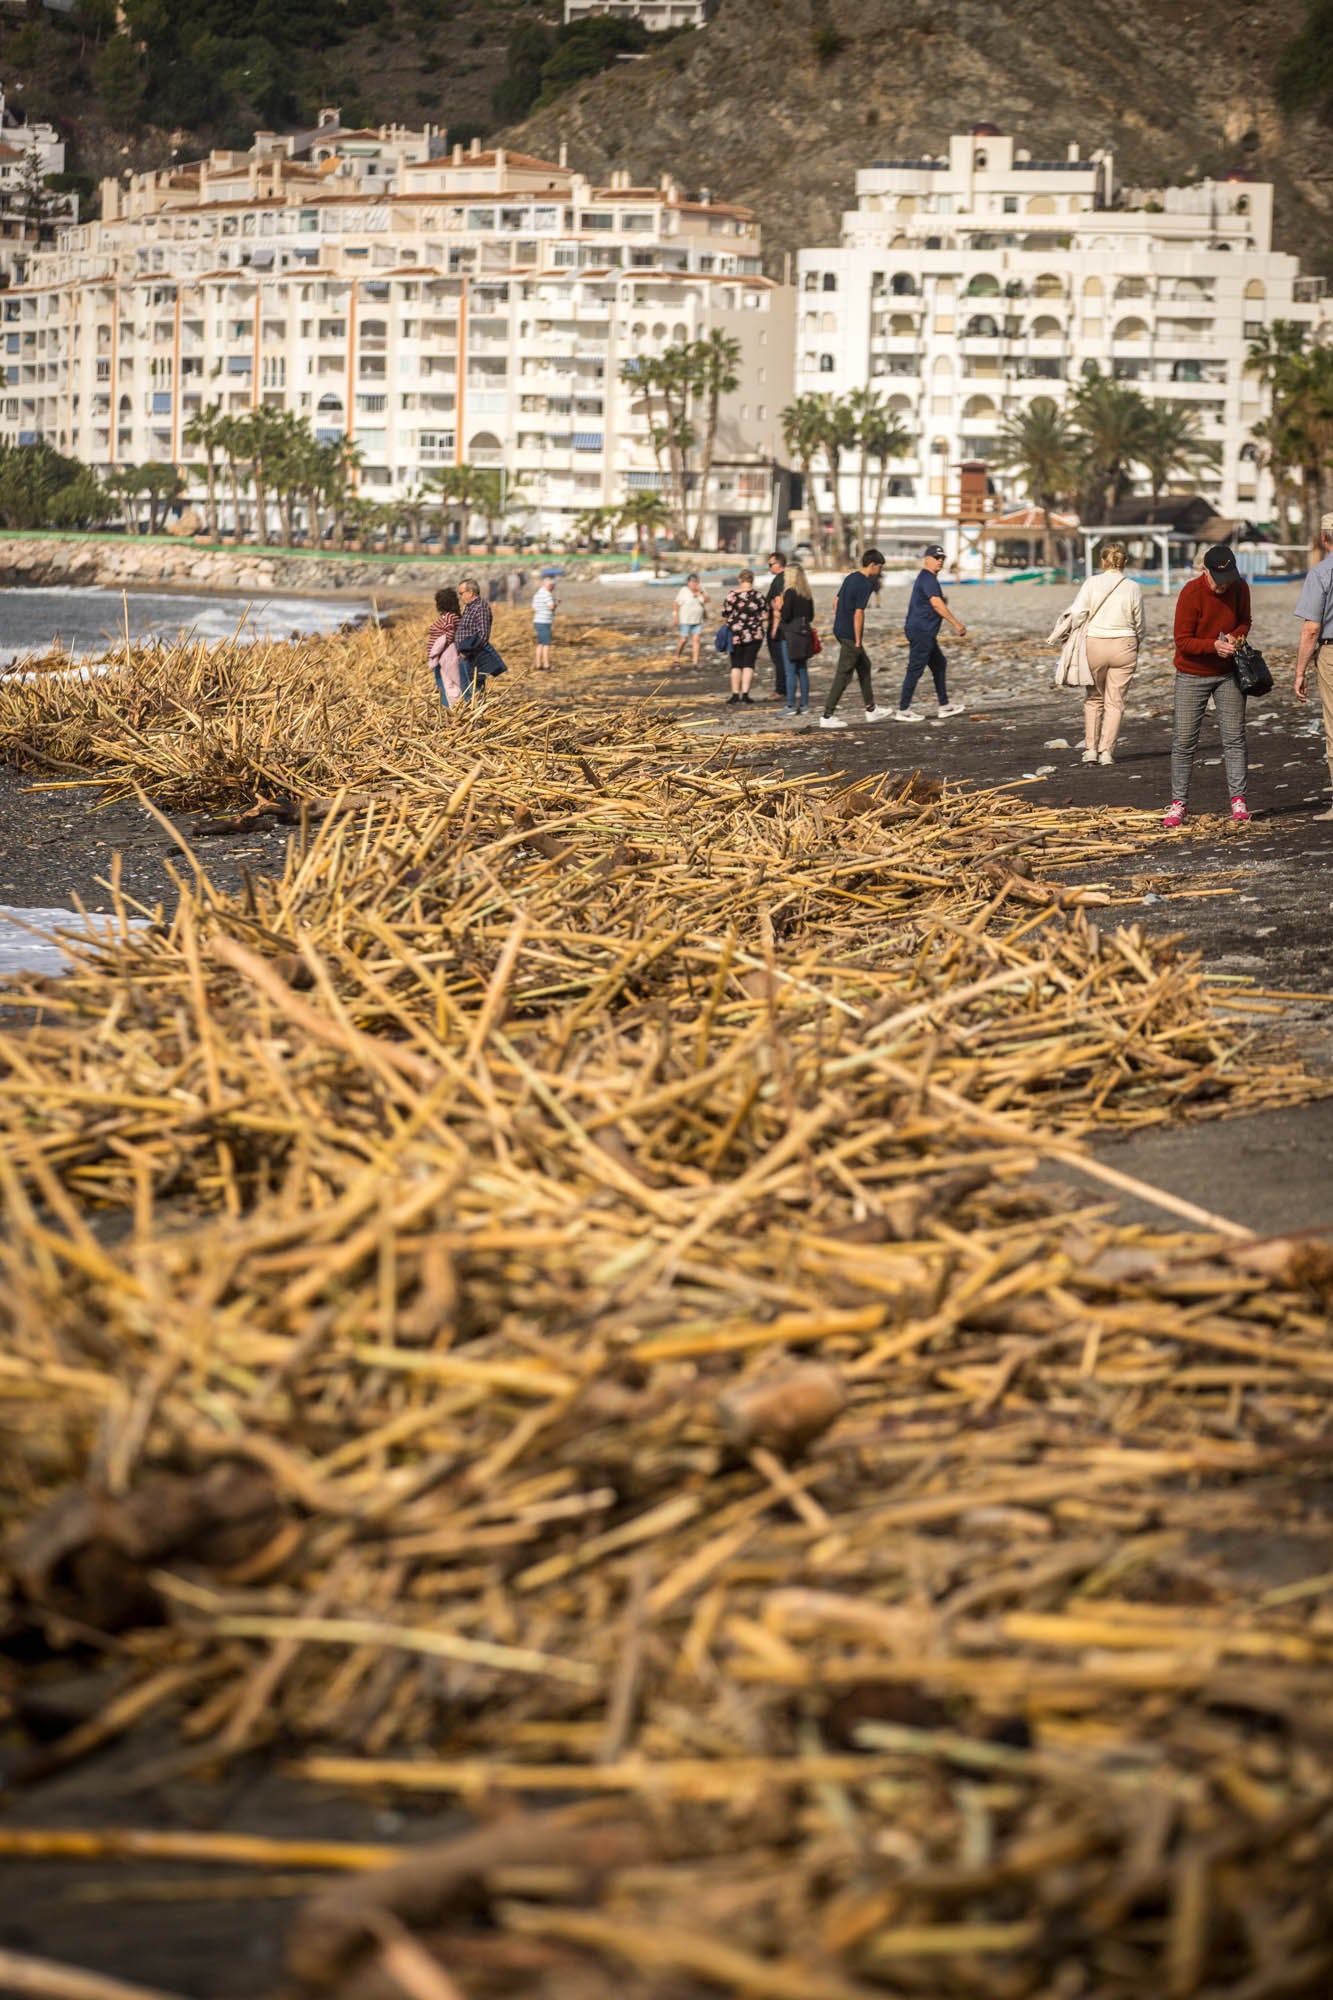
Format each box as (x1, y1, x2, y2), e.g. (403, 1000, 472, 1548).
(504, 0, 1333, 267)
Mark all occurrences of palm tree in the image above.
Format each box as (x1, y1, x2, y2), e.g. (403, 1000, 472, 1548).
(1067, 370, 1153, 519)
(214, 412, 249, 540)
(571, 503, 617, 550)
(858, 402, 913, 552)
(1137, 402, 1222, 507)
(103, 465, 144, 536)
(182, 401, 227, 540)
(686, 330, 741, 546)
(1246, 324, 1333, 545)
(781, 394, 826, 559)
(618, 489, 668, 569)
(841, 386, 887, 551)
(139, 462, 185, 536)
(991, 396, 1082, 566)
(810, 392, 858, 564)
(430, 463, 487, 551)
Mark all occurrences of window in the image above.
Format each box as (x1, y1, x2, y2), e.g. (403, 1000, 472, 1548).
(1002, 195, 1018, 213)
(819, 354, 835, 372)
(822, 273, 837, 292)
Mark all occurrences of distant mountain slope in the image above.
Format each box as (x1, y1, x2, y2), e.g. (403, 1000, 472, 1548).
(503, 0, 1333, 267)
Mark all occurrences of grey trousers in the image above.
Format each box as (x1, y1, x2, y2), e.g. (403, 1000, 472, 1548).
(1170, 671, 1247, 805)
(823, 640, 873, 716)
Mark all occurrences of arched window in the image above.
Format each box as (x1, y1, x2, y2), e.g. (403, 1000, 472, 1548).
(889, 272, 917, 296)
(889, 314, 915, 337)
(803, 272, 818, 291)
(1114, 277, 1148, 300)
(1026, 194, 1056, 215)
(822, 272, 837, 292)
(974, 150, 988, 170)
(672, 321, 688, 341)
(469, 430, 502, 455)
(1031, 315, 1062, 339)
(1244, 279, 1265, 301)
(965, 314, 999, 338)
(360, 318, 387, 340)
(887, 394, 912, 416)
(1239, 442, 1259, 462)
(962, 394, 997, 421)
(1032, 273, 1063, 299)
(803, 312, 819, 335)
(1235, 194, 1250, 214)
(317, 393, 344, 411)
(1083, 276, 1103, 297)
(819, 353, 835, 372)
(821, 310, 837, 332)
(963, 274, 1001, 297)
(932, 354, 954, 376)
(930, 435, 949, 455)
(1112, 316, 1149, 342)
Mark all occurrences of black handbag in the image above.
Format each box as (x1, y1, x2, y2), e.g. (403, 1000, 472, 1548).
(1232, 641, 1272, 698)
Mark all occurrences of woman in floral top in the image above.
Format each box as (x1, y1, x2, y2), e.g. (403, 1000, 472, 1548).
(721, 569, 767, 706)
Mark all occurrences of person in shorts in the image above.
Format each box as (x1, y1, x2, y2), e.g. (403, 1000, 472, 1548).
(532, 577, 556, 671)
(673, 573, 709, 665)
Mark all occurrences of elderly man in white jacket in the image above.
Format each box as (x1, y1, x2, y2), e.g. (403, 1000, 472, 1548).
(1052, 541, 1147, 766)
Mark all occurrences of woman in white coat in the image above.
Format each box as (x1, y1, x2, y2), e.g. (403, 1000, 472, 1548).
(1055, 542, 1146, 765)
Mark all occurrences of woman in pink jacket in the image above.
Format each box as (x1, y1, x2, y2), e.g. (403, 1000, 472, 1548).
(427, 586, 462, 707)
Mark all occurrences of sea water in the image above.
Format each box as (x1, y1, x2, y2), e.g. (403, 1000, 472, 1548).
(0, 585, 371, 669)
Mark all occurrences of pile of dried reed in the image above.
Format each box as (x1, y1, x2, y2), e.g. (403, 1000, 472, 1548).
(0, 623, 1331, 2000)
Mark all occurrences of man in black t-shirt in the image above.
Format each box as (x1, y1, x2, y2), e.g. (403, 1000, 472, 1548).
(763, 551, 788, 700)
(820, 550, 891, 728)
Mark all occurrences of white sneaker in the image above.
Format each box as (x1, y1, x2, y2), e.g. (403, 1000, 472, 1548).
(1081, 749, 1097, 764)
(863, 705, 893, 721)
(1098, 749, 1114, 767)
(819, 713, 848, 729)
(890, 709, 924, 724)
(936, 701, 966, 717)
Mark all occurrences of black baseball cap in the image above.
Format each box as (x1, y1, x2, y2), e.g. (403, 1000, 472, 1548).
(924, 543, 946, 559)
(1202, 543, 1239, 582)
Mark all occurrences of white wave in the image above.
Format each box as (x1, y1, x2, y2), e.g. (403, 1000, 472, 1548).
(0, 905, 151, 980)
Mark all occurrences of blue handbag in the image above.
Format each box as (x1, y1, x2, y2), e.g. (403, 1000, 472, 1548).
(472, 641, 508, 679)
(713, 623, 732, 654)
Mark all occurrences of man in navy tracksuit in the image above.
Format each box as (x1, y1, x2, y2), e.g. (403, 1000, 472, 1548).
(894, 543, 968, 722)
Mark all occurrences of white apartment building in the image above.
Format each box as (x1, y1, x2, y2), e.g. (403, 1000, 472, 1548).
(0, 120, 791, 547)
(563, 0, 713, 29)
(796, 127, 1332, 547)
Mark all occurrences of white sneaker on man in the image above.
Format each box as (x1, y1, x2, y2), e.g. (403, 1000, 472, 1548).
(819, 713, 848, 730)
(936, 701, 966, 717)
(864, 705, 893, 721)
(890, 708, 924, 724)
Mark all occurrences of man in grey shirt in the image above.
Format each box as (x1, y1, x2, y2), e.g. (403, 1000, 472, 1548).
(1293, 511, 1333, 821)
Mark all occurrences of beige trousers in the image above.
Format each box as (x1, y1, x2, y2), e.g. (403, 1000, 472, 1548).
(1084, 635, 1138, 754)
(1318, 644, 1333, 796)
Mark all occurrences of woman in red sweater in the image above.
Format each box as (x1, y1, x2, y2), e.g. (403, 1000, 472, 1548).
(1164, 545, 1252, 828)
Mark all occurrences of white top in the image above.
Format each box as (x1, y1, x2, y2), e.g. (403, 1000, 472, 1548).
(1068, 569, 1146, 641)
(532, 584, 554, 623)
(675, 585, 706, 622)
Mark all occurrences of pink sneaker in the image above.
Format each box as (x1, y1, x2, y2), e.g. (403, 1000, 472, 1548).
(1162, 800, 1187, 829)
(1230, 796, 1251, 823)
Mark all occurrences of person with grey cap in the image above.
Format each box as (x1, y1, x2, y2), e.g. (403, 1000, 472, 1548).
(893, 544, 968, 723)
(1163, 543, 1252, 828)
(1293, 512, 1333, 820)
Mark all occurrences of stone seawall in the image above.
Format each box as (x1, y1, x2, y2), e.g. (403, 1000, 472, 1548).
(0, 536, 611, 596)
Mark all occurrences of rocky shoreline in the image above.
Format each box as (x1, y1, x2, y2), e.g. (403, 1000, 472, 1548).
(0, 534, 612, 596)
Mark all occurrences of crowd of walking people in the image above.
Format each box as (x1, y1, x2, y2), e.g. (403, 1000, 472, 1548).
(425, 544, 1333, 825)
